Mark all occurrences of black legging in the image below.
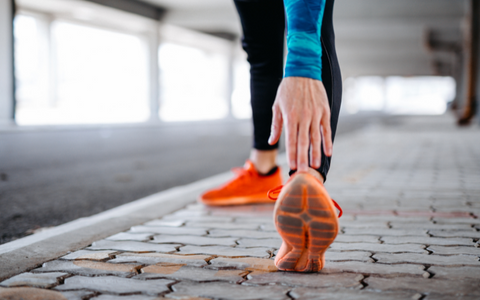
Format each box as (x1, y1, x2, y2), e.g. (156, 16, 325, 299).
(234, 0, 342, 181)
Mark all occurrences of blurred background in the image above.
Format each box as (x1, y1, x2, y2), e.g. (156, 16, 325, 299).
(0, 0, 479, 244)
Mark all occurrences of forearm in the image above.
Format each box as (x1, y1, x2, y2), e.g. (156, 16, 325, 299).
(284, 0, 326, 81)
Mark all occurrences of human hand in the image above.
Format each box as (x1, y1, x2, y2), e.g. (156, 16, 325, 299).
(268, 77, 332, 173)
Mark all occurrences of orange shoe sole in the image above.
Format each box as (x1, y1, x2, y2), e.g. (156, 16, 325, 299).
(273, 173, 339, 272)
(199, 195, 274, 206)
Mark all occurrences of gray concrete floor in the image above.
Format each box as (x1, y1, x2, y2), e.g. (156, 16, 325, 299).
(0, 113, 382, 245)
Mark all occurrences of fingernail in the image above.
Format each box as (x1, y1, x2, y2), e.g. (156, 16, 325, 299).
(290, 161, 296, 168)
(268, 137, 273, 144)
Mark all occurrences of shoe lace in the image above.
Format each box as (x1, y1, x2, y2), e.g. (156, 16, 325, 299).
(229, 167, 255, 186)
(231, 167, 252, 178)
(231, 167, 247, 175)
(267, 185, 343, 218)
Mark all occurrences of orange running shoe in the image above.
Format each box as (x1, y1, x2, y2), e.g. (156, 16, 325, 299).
(199, 160, 283, 206)
(268, 172, 342, 272)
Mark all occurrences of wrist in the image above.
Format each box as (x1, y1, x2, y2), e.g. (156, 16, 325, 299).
(284, 31, 323, 81)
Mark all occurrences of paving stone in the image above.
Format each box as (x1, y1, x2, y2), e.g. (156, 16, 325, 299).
(55, 276, 174, 296)
(321, 261, 426, 277)
(168, 210, 209, 218)
(365, 276, 480, 296)
(164, 294, 212, 300)
(325, 251, 373, 262)
(59, 290, 96, 300)
(344, 228, 428, 236)
(135, 264, 246, 283)
(373, 253, 480, 266)
(163, 215, 236, 223)
(61, 250, 116, 261)
(427, 245, 480, 256)
(178, 245, 271, 258)
(431, 218, 480, 225)
(244, 272, 362, 289)
(32, 260, 141, 277)
(207, 257, 278, 272)
(87, 240, 180, 253)
(237, 238, 282, 248)
(389, 222, 473, 230)
(290, 287, 414, 300)
(329, 242, 425, 253)
(429, 230, 480, 239)
(0, 287, 67, 300)
(0, 272, 68, 288)
(339, 221, 390, 229)
(334, 235, 381, 244)
(110, 253, 212, 267)
(428, 266, 480, 279)
(152, 235, 237, 247)
(185, 221, 260, 230)
(234, 217, 274, 224)
(259, 223, 279, 232)
(396, 206, 436, 212)
(184, 203, 209, 211)
(92, 295, 159, 300)
(332, 214, 357, 221)
(143, 219, 186, 227)
(208, 204, 275, 218)
(354, 215, 432, 222)
(433, 207, 476, 214)
(381, 236, 474, 246)
(170, 281, 290, 300)
(106, 232, 153, 241)
(130, 226, 207, 236)
(208, 229, 280, 239)
(423, 293, 479, 300)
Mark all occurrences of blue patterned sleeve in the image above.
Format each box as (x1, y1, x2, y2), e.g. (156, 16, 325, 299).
(284, 0, 326, 81)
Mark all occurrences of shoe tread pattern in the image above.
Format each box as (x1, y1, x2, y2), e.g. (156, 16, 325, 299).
(275, 174, 338, 272)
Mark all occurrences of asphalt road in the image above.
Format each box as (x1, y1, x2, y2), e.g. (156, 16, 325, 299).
(0, 113, 382, 244)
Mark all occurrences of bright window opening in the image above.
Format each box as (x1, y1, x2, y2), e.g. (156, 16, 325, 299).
(159, 43, 229, 122)
(14, 15, 150, 125)
(231, 58, 252, 119)
(343, 76, 456, 115)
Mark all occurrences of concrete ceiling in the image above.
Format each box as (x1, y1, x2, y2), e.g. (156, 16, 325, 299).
(16, 0, 469, 78)
(140, 0, 469, 77)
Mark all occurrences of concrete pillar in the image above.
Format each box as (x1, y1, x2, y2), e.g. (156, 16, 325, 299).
(474, 1, 480, 125)
(459, 0, 479, 125)
(226, 41, 236, 119)
(0, 0, 15, 126)
(35, 15, 57, 107)
(148, 22, 160, 122)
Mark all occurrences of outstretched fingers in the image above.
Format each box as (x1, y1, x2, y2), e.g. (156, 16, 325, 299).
(286, 120, 298, 170)
(310, 117, 321, 169)
(268, 105, 283, 146)
(321, 111, 332, 157)
(297, 120, 310, 172)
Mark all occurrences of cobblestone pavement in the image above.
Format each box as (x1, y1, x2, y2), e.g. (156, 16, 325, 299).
(1, 115, 479, 299)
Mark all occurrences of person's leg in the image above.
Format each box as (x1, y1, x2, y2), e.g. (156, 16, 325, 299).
(315, 0, 342, 181)
(198, 0, 286, 206)
(234, 0, 286, 174)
